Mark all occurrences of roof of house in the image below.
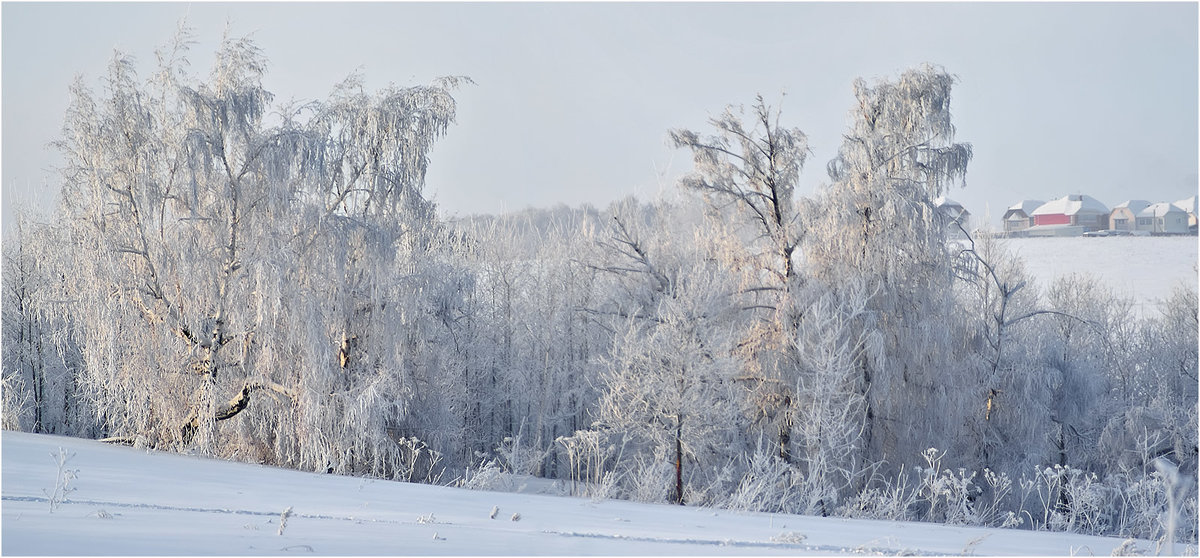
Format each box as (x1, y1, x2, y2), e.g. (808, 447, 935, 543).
(934, 196, 963, 209)
(1112, 200, 1152, 214)
(1032, 195, 1108, 216)
(931, 195, 969, 213)
(1138, 202, 1187, 218)
(1173, 196, 1197, 214)
(1004, 200, 1044, 218)
(933, 196, 969, 223)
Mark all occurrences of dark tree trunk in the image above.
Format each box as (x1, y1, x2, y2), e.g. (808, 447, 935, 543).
(673, 414, 684, 505)
(180, 381, 296, 446)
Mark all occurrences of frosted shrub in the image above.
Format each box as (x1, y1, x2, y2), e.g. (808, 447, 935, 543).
(1, 371, 31, 431)
(1023, 465, 1067, 530)
(927, 468, 981, 525)
(691, 458, 743, 509)
(627, 455, 672, 504)
(1119, 473, 1168, 541)
(836, 465, 918, 521)
(726, 446, 802, 514)
(1178, 494, 1199, 549)
(44, 447, 78, 513)
(556, 430, 613, 498)
(978, 468, 1023, 528)
(394, 437, 444, 484)
(496, 431, 550, 477)
(917, 448, 980, 525)
(847, 453, 1032, 532)
(1148, 457, 1196, 552)
(460, 458, 506, 492)
(1058, 467, 1112, 534)
(1019, 464, 1120, 535)
(591, 471, 623, 502)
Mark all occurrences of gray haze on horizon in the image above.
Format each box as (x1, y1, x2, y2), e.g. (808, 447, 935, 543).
(3, 2, 1197, 231)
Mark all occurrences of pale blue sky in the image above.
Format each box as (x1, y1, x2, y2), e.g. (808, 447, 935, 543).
(3, 2, 1197, 229)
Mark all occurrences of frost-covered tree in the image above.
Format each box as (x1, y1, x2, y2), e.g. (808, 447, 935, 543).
(3, 220, 53, 433)
(452, 205, 606, 476)
(811, 66, 972, 285)
(952, 229, 1064, 474)
(2, 218, 89, 435)
(785, 282, 877, 514)
(591, 201, 744, 504)
(51, 24, 468, 476)
(805, 65, 974, 473)
(669, 95, 811, 463)
(669, 95, 808, 284)
(1038, 276, 1122, 471)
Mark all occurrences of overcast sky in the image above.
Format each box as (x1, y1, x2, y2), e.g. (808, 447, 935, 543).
(3, 2, 1197, 229)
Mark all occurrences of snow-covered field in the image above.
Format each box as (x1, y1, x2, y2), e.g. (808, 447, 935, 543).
(1, 432, 1157, 556)
(999, 236, 1197, 315)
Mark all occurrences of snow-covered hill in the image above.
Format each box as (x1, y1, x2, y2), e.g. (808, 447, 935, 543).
(1001, 236, 1197, 315)
(1, 432, 1157, 555)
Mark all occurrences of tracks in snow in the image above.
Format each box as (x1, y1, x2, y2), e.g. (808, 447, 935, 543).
(5, 494, 927, 554)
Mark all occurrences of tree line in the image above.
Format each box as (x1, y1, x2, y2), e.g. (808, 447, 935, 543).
(3, 28, 1196, 546)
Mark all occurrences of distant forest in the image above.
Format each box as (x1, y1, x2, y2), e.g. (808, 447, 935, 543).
(3, 29, 1196, 546)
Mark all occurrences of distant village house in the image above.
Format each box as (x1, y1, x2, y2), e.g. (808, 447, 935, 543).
(1002, 200, 1043, 233)
(1136, 202, 1189, 234)
(1109, 200, 1150, 232)
(934, 196, 970, 237)
(1000, 193, 1197, 237)
(1026, 194, 1109, 236)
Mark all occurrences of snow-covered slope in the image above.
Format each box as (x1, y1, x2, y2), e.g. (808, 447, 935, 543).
(1001, 236, 1197, 315)
(1, 432, 1155, 555)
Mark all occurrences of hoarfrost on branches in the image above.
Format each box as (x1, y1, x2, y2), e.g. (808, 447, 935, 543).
(4, 29, 1195, 546)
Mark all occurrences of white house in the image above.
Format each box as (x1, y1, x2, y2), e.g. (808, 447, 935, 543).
(1173, 196, 1198, 231)
(1137, 202, 1190, 234)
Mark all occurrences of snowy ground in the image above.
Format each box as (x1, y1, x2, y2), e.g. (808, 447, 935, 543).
(999, 236, 1197, 316)
(2, 432, 1159, 556)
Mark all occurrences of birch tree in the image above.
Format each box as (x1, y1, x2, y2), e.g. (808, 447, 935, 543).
(669, 95, 810, 463)
(786, 282, 876, 514)
(451, 205, 607, 478)
(805, 65, 974, 473)
(592, 202, 744, 504)
(53, 25, 468, 475)
(2, 218, 88, 434)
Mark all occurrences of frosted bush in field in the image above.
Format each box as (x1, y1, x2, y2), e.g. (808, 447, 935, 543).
(836, 466, 918, 522)
(44, 447, 78, 513)
(460, 458, 506, 492)
(1118, 472, 1171, 542)
(496, 430, 550, 477)
(393, 437, 443, 484)
(917, 448, 981, 525)
(2, 371, 31, 431)
(978, 468, 1023, 529)
(726, 442, 803, 514)
(627, 454, 673, 504)
(786, 284, 874, 515)
(1017, 463, 1117, 536)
